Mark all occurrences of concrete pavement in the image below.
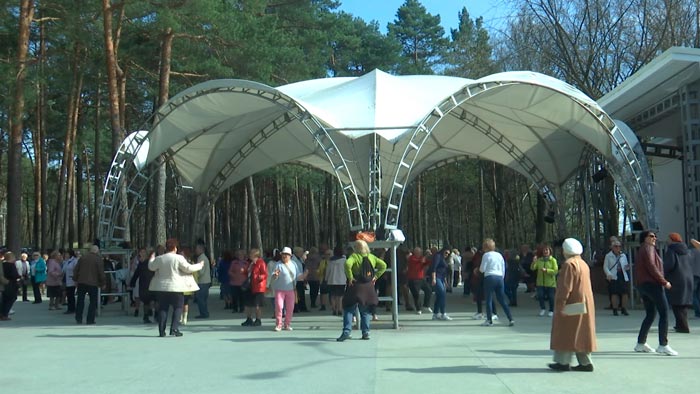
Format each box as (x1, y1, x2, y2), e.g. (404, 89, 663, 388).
(2, 287, 698, 394)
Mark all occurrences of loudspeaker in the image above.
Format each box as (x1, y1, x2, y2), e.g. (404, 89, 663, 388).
(544, 210, 556, 223)
(631, 221, 643, 231)
(592, 168, 608, 183)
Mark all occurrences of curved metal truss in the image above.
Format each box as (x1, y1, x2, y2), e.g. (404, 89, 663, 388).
(570, 100, 658, 230)
(98, 86, 365, 245)
(383, 81, 558, 231)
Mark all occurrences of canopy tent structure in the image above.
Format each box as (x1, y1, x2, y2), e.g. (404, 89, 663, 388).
(98, 69, 656, 247)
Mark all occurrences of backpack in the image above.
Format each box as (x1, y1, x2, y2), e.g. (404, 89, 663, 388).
(357, 255, 375, 283)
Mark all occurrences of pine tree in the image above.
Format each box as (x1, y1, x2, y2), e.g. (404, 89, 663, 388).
(388, 0, 448, 75)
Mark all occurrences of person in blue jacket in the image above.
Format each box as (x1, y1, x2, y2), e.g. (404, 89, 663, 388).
(30, 251, 47, 304)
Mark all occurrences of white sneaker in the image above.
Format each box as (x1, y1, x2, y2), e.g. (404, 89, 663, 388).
(9, 309, 15, 315)
(472, 313, 483, 320)
(547, 311, 554, 317)
(416, 310, 422, 315)
(634, 343, 655, 353)
(539, 309, 546, 317)
(424, 307, 433, 313)
(440, 314, 452, 321)
(283, 325, 293, 331)
(492, 314, 499, 321)
(480, 320, 493, 326)
(273, 326, 282, 332)
(508, 320, 515, 327)
(656, 345, 678, 356)
(432, 313, 441, 320)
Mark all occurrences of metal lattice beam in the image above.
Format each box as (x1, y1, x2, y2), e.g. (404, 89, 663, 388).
(98, 86, 367, 245)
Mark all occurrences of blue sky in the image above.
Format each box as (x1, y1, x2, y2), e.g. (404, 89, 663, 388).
(336, 0, 512, 34)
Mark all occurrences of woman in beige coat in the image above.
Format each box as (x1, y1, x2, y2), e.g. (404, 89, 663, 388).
(549, 238, 597, 372)
(149, 238, 203, 337)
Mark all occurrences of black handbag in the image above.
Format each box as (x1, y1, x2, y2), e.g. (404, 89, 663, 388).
(240, 263, 252, 292)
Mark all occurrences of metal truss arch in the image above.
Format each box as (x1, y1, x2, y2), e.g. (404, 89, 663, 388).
(98, 84, 367, 245)
(383, 82, 557, 231)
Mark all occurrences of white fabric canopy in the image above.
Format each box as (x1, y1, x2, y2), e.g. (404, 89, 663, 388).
(144, 69, 615, 200)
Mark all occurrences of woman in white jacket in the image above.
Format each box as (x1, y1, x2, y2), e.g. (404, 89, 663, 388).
(603, 240, 630, 316)
(149, 238, 203, 337)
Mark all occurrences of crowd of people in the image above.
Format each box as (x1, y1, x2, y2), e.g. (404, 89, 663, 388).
(3, 230, 700, 369)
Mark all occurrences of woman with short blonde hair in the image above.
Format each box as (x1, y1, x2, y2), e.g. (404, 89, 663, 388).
(241, 248, 268, 327)
(354, 240, 370, 255)
(483, 239, 496, 252)
(479, 239, 514, 327)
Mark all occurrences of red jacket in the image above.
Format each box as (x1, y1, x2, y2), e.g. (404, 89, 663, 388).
(407, 255, 430, 280)
(635, 244, 668, 286)
(250, 258, 268, 294)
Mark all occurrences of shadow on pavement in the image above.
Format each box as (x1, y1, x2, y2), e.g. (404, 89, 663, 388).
(385, 365, 551, 374)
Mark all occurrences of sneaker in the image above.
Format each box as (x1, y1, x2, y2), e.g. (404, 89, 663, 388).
(656, 345, 678, 356)
(539, 309, 546, 317)
(416, 310, 422, 315)
(283, 325, 293, 331)
(613, 308, 618, 316)
(440, 314, 453, 321)
(634, 343, 655, 353)
(361, 333, 370, 340)
(253, 319, 262, 327)
(273, 326, 282, 332)
(480, 320, 493, 327)
(472, 313, 483, 320)
(621, 308, 629, 316)
(492, 314, 499, 321)
(432, 313, 441, 320)
(547, 311, 554, 317)
(372, 314, 379, 321)
(9, 309, 15, 315)
(508, 320, 515, 327)
(423, 307, 433, 313)
(241, 318, 253, 327)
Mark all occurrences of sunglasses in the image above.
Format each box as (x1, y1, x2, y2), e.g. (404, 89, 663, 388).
(647, 234, 657, 239)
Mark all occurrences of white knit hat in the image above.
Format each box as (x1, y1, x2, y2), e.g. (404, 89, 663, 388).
(562, 238, 583, 256)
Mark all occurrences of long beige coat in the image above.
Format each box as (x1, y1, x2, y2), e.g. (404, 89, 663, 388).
(550, 255, 597, 352)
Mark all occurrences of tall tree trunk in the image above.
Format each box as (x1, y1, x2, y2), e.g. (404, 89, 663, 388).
(478, 162, 485, 243)
(154, 28, 174, 246)
(101, 0, 129, 245)
(33, 11, 47, 249)
(6, 0, 35, 254)
(294, 176, 302, 246)
(82, 150, 90, 245)
(54, 51, 83, 248)
(309, 182, 320, 247)
(93, 74, 102, 245)
(275, 175, 283, 248)
(417, 175, 424, 247)
(75, 154, 84, 246)
(247, 177, 263, 250)
(241, 185, 249, 250)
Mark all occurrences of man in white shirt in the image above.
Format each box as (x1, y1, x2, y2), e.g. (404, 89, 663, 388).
(15, 253, 31, 302)
(194, 242, 212, 319)
(62, 250, 80, 314)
